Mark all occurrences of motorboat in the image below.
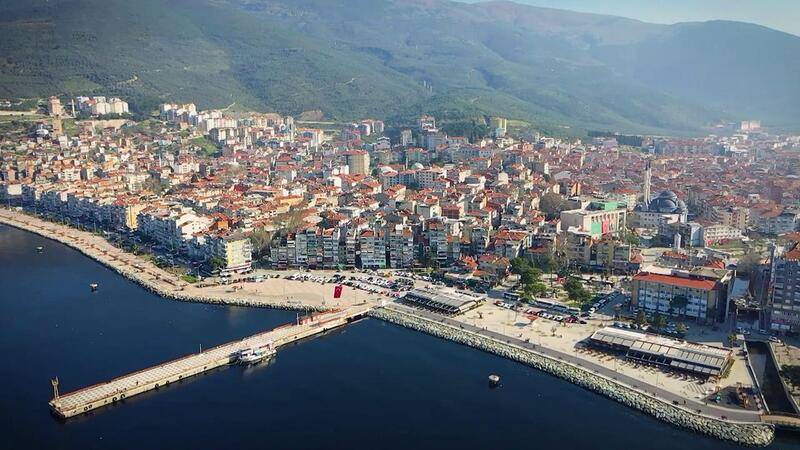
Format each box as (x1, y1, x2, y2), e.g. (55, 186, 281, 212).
(90, 283, 99, 291)
(488, 374, 501, 387)
(237, 346, 276, 365)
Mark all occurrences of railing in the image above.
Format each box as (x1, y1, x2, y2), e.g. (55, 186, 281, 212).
(762, 413, 800, 429)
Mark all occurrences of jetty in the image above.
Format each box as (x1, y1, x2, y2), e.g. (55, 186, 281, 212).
(49, 305, 371, 418)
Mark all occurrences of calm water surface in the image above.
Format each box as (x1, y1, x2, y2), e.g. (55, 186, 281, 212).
(2, 224, 799, 449)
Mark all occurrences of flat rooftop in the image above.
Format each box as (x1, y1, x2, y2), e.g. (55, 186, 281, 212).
(589, 326, 731, 376)
(403, 288, 480, 314)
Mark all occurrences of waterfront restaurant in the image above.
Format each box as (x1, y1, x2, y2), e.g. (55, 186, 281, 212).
(402, 288, 479, 315)
(588, 327, 732, 378)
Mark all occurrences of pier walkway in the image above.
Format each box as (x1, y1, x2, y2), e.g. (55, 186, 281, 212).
(762, 413, 800, 430)
(50, 305, 371, 418)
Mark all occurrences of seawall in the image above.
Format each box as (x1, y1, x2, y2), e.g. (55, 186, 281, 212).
(369, 306, 775, 447)
(0, 212, 324, 312)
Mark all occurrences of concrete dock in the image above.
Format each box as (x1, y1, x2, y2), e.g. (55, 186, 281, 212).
(49, 305, 371, 418)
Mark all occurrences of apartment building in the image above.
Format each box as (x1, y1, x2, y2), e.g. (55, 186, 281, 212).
(631, 269, 731, 324)
(766, 242, 800, 332)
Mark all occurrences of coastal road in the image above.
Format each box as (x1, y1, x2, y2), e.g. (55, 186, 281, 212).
(391, 304, 762, 423)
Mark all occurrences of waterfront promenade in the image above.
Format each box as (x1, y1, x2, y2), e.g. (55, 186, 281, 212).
(0, 208, 379, 311)
(391, 303, 760, 422)
(0, 208, 776, 444)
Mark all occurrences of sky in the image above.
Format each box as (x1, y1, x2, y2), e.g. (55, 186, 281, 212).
(463, 0, 800, 36)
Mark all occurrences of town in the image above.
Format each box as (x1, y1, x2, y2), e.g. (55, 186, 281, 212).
(1, 95, 800, 443)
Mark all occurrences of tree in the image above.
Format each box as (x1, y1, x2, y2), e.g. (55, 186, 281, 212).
(670, 294, 689, 317)
(249, 229, 273, 260)
(142, 176, 165, 195)
(635, 309, 648, 326)
(533, 254, 555, 273)
(510, 257, 530, 275)
(620, 228, 640, 246)
(563, 277, 591, 305)
(653, 314, 667, 330)
(520, 267, 542, 286)
(524, 281, 548, 297)
(563, 277, 583, 293)
(209, 256, 226, 271)
(539, 192, 566, 220)
(675, 323, 688, 336)
(736, 251, 763, 276)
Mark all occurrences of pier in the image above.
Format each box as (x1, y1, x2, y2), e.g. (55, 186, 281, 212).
(49, 305, 371, 418)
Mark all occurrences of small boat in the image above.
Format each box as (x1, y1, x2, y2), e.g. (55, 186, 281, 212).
(237, 347, 276, 365)
(488, 374, 501, 387)
(89, 283, 99, 291)
(36, 246, 44, 253)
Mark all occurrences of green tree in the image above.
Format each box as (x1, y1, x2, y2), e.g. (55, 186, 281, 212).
(533, 254, 555, 273)
(653, 314, 667, 330)
(510, 257, 530, 275)
(209, 256, 226, 271)
(635, 309, 648, 326)
(563, 277, 583, 293)
(524, 281, 548, 297)
(520, 267, 542, 286)
(675, 323, 688, 336)
(670, 294, 689, 317)
(563, 277, 591, 305)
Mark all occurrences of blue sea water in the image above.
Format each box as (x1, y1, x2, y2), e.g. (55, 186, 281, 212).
(1, 224, 798, 449)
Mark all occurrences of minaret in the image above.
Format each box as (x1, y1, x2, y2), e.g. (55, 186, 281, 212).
(643, 160, 652, 210)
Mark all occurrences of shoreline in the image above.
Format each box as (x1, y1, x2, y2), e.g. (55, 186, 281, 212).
(370, 306, 775, 447)
(0, 209, 326, 312)
(0, 208, 777, 446)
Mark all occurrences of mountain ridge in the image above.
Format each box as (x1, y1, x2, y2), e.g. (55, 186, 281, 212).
(1, 0, 798, 134)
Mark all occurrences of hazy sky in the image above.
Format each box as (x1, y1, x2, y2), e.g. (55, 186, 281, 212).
(464, 0, 800, 36)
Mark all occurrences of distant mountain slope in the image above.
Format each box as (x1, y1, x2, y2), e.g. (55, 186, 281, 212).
(591, 20, 800, 128)
(1, 0, 798, 134)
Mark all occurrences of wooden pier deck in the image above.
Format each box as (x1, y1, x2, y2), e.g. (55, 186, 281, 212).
(49, 305, 371, 418)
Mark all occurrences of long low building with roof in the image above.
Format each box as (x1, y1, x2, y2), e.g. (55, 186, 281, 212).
(402, 288, 481, 314)
(587, 326, 732, 378)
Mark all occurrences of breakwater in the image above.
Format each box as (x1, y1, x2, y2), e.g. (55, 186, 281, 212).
(370, 306, 775, 447)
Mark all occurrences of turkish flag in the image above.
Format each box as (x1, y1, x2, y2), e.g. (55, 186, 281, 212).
(334, 285, 343, 299)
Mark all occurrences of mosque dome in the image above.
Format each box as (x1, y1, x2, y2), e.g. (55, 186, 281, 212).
(636, 190, 687, 214)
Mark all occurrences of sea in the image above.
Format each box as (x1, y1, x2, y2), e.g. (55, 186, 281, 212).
(2, 224, 798, 449)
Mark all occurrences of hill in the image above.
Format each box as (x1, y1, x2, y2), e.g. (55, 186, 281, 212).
(1, 0, 798, 134)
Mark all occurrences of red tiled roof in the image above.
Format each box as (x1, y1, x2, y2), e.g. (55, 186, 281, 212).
(633, 273, 717, 291)
(787, 243, 800, 261)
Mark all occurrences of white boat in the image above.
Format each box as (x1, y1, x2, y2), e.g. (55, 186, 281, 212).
(36, 246, 44, 252)
(488, 374, 501, 386)
(89, 283, 99, 291)
(237, 347, 276, 365)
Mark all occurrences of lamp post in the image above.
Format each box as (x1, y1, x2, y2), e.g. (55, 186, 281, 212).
(51, 377, 60, 401)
